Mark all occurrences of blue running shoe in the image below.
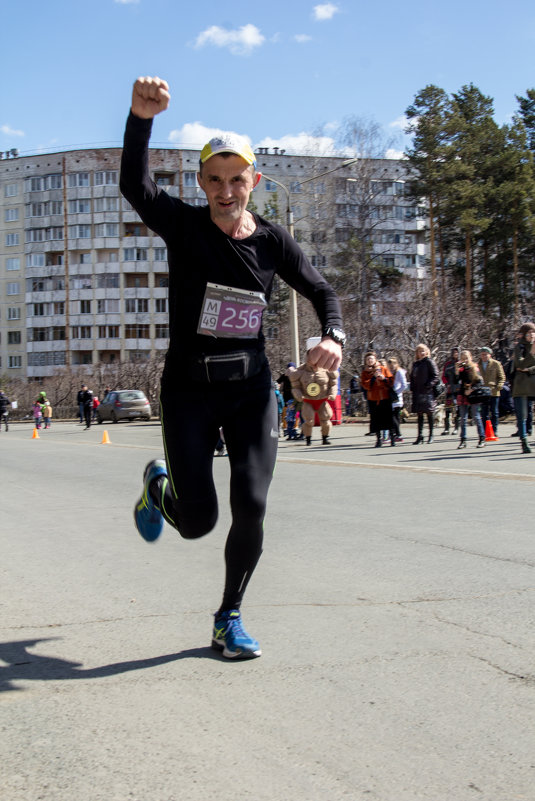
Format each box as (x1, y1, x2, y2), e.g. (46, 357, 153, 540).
(134, 459, 167, 542)
(212, 610, 261, 659)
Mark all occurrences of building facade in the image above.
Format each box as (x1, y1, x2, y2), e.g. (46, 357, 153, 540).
(0, 145, 427, 378)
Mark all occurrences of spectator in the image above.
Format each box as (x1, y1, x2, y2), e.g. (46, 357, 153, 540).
(387, 357, 408, 442)
(477, 347, 505, 436)
(441, 347, 460, 435)
(359, 352, 395, 447)
(76, 384, 86, 424)
(512, 322, 535, 454)
(0, 390, 11, 432)
(456, 350, 486, 449)
(409, 344, 440, 444)
(42, 400, 53, 429)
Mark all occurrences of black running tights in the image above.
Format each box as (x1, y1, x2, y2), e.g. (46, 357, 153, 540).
(153, 367, 278, 612)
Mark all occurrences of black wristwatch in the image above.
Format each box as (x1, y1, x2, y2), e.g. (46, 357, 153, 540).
(323, 326, 347, 349)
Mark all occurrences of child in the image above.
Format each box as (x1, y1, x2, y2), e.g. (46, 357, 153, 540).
(285, 399, 298, 440)
(42, 400, 53, 429)
(32, 401, 43, 429)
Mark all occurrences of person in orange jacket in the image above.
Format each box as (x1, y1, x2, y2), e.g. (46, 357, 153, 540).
(359, 352, 395, 447)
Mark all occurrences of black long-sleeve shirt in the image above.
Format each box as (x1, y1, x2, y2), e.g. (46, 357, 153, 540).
(119, 112, 343, 361)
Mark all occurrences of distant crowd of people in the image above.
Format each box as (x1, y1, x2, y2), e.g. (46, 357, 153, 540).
(276, 323, 535, 455)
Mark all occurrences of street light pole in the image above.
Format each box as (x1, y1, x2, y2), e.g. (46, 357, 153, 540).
(263, 158, 358, 365)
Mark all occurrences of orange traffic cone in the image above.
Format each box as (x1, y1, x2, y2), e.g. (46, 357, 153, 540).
(101, 430, 111, 445)
(484, 420, 498, 441)
(32, 427, 40, 439)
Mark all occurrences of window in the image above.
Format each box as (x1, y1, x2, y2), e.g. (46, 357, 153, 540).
(54, 302, 65, 315)
(108, 326, 119, 338)
(5, 183, 18, 197)
(95, 223, 119, 237)
(69, 199, 91, 214)
(8, 331, 21, 344)
(184, 172, 197, 187)
(155, 298, 167, 313)
(126, 298, 148, 313)
(7, 283, 20, 295)
(8, 307, 21, 320)
(290, 182, 302, 193)
(5, 208, 19, 222)
(125, 273, 148, 288)
(33, 303, 46, 316)
(25, 177, 45, 192)
(97, 274, 119, 289)
(26, 229, 45, 243)
(71, 275, 92, 289)
(52, 327, 65, 340)
(79, 253, 91, 264)
(80, 300, 91, 314)
(155, 324, 169, 338)
(70, 224, 91, 238)
(6, 258, 20, 271)
(6, 233, 19, 246)
(264, 181, 278, 192)
(123, 248, 148, 261)
(155, 172, 173, 186)
(31, 327, 48, 342)
(310, 255, 327, 268)
(8, 356, 22, 369)
(97, 299, 119, 313)
(94, 171, 117, 185)
(26, 253, 45, 268)
(153, 247, 167, 261)
(124, 222, 147, 237)
(46, 174, 62, 190)
(94, 196, 118, 212)
(46, 227, 63, 241)
(68, 173, 90, 187)
(125, 324, 150, 338)
(155, 273, 169, 288)
(72, 326, 92, 338)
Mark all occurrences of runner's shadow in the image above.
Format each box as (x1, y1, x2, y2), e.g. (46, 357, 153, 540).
(0, 638, 221, 693)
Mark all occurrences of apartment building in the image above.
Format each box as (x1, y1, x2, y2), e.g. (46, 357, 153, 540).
(0, 145, 427, 378)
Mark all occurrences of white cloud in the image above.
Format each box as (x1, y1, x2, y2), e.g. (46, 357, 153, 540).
(389, 115, 409, 131)
(294, 34, 312, 43)
(194, 24, 265, 56)
(313, 3, 339, 21)
(385, 148, 407, 160)
(168, 122, 253, 150)
(255, 132, 337, 157)
(1, 124, 25, 137)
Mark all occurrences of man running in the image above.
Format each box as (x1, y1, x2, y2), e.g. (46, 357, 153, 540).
(120, 76, 346, 659)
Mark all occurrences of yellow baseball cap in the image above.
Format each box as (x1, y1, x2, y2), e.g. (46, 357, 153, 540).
(200, 134, 256, 167)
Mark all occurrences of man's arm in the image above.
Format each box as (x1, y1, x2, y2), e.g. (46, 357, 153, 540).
(120, 77, 176, 239)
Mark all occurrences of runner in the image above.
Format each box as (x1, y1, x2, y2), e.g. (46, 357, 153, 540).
(120, 76, 346, 659)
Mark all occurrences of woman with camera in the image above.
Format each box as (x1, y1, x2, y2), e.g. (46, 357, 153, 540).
(456, 350, 486, 449)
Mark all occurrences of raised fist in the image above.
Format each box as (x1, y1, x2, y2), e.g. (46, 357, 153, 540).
(131, 76, 170, 119)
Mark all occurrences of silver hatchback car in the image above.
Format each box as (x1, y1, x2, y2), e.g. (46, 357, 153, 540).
(96, 390, 152, 423)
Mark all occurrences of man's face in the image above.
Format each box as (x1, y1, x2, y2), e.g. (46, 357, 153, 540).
(480, 352, 490, 363)
(197, 155, 259, 228)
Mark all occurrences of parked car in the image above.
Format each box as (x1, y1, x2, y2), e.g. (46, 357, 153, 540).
(96, 390, 151, 423)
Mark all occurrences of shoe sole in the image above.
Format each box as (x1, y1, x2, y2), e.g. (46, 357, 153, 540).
(211, 639, 262, 659)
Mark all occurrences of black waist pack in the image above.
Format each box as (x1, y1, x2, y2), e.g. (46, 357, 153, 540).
(189, 351, 267, 383)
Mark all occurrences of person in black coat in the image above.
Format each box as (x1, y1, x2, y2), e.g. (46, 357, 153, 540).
(409, 343, 440, 444)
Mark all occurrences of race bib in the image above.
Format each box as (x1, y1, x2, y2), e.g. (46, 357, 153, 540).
(197, 283, 267, 339)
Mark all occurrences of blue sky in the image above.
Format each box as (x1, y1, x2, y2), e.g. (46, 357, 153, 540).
(1, 0, 534, 158)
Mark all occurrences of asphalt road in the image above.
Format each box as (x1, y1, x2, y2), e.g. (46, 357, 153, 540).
(1, 420, 534, 801)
